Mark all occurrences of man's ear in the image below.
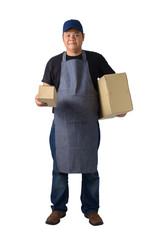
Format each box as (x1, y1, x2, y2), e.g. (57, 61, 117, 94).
(83, 33, 85, 41)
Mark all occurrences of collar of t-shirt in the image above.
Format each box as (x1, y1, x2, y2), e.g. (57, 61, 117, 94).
(66, 53, 82, 61)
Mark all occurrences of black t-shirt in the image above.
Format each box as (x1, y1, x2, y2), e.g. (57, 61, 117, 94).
(42, 50, 115, 92)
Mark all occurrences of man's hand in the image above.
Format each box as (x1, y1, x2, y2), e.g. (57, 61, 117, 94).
(35, 83, 50, 106)
(35, 93, 48, 107)
(116, 113, 127, 117)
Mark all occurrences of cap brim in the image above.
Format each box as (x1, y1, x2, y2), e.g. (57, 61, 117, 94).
(63, 26, 82, 32)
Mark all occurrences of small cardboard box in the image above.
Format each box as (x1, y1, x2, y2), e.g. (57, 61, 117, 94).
(98, 73, 133, 119)
(38, 85, 57, 107)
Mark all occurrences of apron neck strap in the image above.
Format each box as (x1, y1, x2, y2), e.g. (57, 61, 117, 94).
(62, 50, 86, 62)
(62, 52, 67, 62)
(82, 50, 86, 60)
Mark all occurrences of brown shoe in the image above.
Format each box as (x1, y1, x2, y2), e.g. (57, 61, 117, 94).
(45, 211, 66, 225)
(85, 212, 104, 226)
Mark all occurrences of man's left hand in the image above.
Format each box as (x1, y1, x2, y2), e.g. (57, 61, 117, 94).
(117, 113, 127, 117)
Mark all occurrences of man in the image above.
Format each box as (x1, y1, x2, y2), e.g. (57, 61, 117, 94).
(35, 19, 126, 226)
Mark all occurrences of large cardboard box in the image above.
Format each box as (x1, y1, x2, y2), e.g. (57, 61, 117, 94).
(98, 73, 133, 119)
(38, 85, 57, 107)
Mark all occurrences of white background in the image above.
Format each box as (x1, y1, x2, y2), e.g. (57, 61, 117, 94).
(0, 0, 153, 239)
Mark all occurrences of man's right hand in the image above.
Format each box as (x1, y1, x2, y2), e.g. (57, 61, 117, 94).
(35, 93, 48, 107)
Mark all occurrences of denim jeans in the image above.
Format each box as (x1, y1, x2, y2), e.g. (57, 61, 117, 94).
(49, 120, 100, 215)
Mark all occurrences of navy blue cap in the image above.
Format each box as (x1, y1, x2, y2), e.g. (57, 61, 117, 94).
(63, 19, 83, 33)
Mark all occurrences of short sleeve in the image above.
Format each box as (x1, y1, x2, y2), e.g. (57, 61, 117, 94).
(98, 54, 115, 75)
(42, 60, 54, 85)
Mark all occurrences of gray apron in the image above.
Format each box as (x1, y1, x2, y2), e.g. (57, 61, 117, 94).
(54, 51, 99, 173)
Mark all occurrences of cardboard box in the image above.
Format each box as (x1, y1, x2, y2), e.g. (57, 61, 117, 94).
(38, 85, 57, 107)
(98, 73, 133, 119)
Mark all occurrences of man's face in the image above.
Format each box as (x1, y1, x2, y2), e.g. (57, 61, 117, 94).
(63, 28, 84, 54)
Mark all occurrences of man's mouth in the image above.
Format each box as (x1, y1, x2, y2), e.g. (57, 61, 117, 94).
(69, 42, 77, 45)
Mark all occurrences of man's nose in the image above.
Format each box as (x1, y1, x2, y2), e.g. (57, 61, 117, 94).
(70, 34, 75, 40)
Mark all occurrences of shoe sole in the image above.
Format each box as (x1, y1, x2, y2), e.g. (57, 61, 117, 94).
(84, 214, 104, 226)
(89, 220, 104, 226)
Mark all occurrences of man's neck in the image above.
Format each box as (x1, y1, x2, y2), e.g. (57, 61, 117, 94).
(66, 49, 82, 56)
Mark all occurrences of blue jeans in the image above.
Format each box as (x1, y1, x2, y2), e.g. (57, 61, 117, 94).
(49, 120, 100, 215)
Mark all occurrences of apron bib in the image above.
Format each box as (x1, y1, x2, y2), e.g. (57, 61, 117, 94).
(54, 51, 99, 173)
